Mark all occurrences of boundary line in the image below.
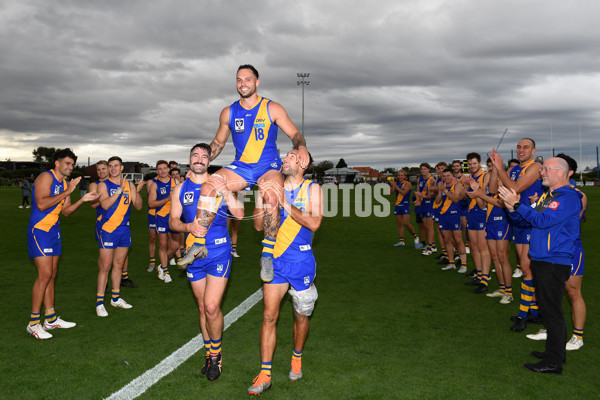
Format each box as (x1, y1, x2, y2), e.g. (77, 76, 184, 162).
(105, 287, 263, 400)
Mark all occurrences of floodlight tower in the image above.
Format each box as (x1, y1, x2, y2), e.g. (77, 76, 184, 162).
(297, 73, 310, 134)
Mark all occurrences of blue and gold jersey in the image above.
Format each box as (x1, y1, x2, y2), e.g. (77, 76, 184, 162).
(509, 159, 543, 204)
(273, 179, 314, 262)
(229, 96, 280, 164)
(28, 170, 67, 232)
(417, 175, 435, 204)
(468, 171, 487, 211)
(440, 183, 460, 214)
(154, 177, 176, 217)
(101, 178, 132, 233)
(395, 181, 411, 206)
(179, 177, 231, 258)
(486, 193, 508, 224)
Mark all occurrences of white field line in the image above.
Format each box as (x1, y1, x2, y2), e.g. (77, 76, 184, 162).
(105, 287, 263, 400)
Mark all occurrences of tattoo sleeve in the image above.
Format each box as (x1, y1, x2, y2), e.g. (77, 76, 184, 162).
(210, 141, 224, 161)
(291, 132, 306, 150)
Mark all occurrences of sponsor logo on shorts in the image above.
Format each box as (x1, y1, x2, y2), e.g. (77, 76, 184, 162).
(104, 242, 114, 246)
(234, 118, 244, 133)
(157, 227, 166, 232)
(214, 237, 227, 245)
(183, 191, 194, 206)
(187, 272, 194, 278)
(299, 245, 312, 251)
(304, 276, 310, 286)
(43, 248, 53, 253)
(493, 216, 503, 221)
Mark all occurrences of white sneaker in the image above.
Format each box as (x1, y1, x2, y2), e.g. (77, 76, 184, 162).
(43, 317, 76, 330)
(414, 237, 420, 249)
(111, 298, 133, 309)
(499, 294, 514, 304)
(169, 258, 176, 266)
(441, 264, 456, 271)
(157, 265, 164, 280)
(164, 274, 172, 283)
(566, 335, 584, 351)
(96, 304, 108, 317)
(27, 323, 52, 339)
(465, 246, 471, 254)
(512, 268, 523, 278)
(486, 289, 503, 298)
(18, 205, 24, 209)
(393, 242, 406, 247)
(422, 249, 433, 256)
(147, 263, 155, 272)
(232, 251, 240, 258)
(26, 205, 31, 208)
(457, 266, 467, 274)
(526, 329, 547, 341)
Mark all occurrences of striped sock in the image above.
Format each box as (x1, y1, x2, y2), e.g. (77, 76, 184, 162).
(44, 308, 57, 324)
(261, 361, 273, 377)
(529, 300, 540, 318)
(573, 328, 584, 340)
(481, 274, 490, 287)
(29, 312, 41, 327)
(210, 338, 222, 355)
(149, 256, 155, 266)
(96, 293, 104, 307)
(499, 283, 506, 294)
(232, 243, 237, 253)
(194, 236, 206, 246)
(262, 238, 275, 258)
(161, 264, 170, 276)
(176, 255, 182, 264)
(293, 348, 303, 361)
(122, 270, 129, 280)
(398, 238, 405, 244)
(412, 233, 418, 240)
(441, 249, 448, 259)
(112, 290, 120, 303)
(505, 285, 512, 296)
(204, 339, 212, 356)
(476, 270, 483, 281)
(518, 280, 534, 319)
(461, 261, 467, 269)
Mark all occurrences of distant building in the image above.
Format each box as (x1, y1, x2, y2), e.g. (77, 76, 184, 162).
(0, 161, 45, 173)
(353, 167, 384, 183)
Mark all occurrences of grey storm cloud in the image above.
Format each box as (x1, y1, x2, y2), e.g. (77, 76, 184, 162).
(1, 0, 599, 169)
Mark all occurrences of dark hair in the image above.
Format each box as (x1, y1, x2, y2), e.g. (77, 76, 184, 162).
(466, 152, 481, 162)
(168, 160, 178, 167)
(54, 148, 77, 163)
(442, 168, 453, 174)
(238, 64, 259, 79)
(419, 162, 431, 170)
(555, 153, 577, 173)
(96, 160, 108, 166)
(508, 158, 519, 165)
(169, 168, 181, 176)
(156, 160, 168, 168)
(108, 156, 123, 165)
(435, 161, 448, 168)
(452, 160, 462, 165)
(521, 137, 536, 148)
(190, 143, 212, 157)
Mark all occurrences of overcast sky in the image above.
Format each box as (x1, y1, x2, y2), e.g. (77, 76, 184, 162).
(1, 0, 599, 171)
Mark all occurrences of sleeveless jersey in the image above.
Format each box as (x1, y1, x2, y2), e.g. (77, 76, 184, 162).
(28, 170, 67, 232)
(467, 171, 487, 211)
(417, 175, 435, 205)
(509, 159, 543, 204)
(395, 181, 411, 206)
(154, 177, 176, 217)
(274, 180, 314, 262)
(440, 183, 460, 214)
(486, 193, 508, 224)
(179, 177, 231, 258)
(101, 178, 132, 233)
(229, 96, 279, 164)
(433, 177, 444, 210)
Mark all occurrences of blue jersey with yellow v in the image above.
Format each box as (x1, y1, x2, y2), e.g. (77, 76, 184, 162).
(274, 179, 315, 262)
(101, 178, 132, 233)
(229, 96, 279, 164)
(154, 177, 176, 217)
(28, 170, 67, 232)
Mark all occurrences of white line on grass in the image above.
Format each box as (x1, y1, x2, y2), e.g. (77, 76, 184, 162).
(105, 287, 263, 400)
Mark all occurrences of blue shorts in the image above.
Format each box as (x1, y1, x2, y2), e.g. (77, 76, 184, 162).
(224, 158, 282, 187)
(439, 212, 461, 231)
(512, 226, 531, 245)
(271, 256, 317, 292)
(155, 214, 173, 234)
(99, 225, 131, 249)
(414, 205, 423, 223)
(420, 201, 433, 219)
(394, 204, 410, 215)
(485, 221, 511, 241)
(27, 226, 61, 258)
(571, 240, 584, 276)
(467, 208, 486, 231)
(147, 213, 156, 229)
(186, 250, 232, 281)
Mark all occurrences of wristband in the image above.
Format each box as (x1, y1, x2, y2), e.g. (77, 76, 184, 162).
(513, 202, 521, 210)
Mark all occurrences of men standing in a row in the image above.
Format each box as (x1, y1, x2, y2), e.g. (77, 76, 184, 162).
(26, 149, 99, 339)
(96, 156, 144, 317)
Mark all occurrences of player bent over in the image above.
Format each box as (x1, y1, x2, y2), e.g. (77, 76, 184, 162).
(248, 149, 323, 396)
(26, 148, 99, 339)
(169, 143, 243, 381)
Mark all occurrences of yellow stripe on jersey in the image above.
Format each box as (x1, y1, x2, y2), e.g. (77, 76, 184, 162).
(102, 181, 131, 233)
(239, 98, 271, 164)
(273, 181, 310, 258)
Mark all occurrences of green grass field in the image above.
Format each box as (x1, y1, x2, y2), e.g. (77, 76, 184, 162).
(0, 185, 598, 399)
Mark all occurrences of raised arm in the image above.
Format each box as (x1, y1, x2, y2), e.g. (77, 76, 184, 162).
(210, 107, 232, 162)
(282, 183, 323, 232)
(269, 101, 309, 168)
(34, 174, 80, 212)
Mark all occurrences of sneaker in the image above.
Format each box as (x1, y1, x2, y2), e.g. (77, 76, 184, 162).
(413, 237, 420, 249)
(18, 205, 24, 209)
(437, 258, 450, 265)
(457, 266, 467, 274)
(430, 247, 438, 253)
(510, 316, 527, 332)
(473, 283, 489, 294)
(110, 298, 133, 309)
(170, 258, 176, 266)
(26, 205, 31, 208)
(147, 263, 155, 272)
(465, 246, 471, 254)
(157, 265, 165, 281)
(441, 264, 456, 271)
(248, 372, 272, 395)
(164, 274, 172, 283)
(206, 353, 222, 381)
(486, 289, 503, 298)
(177, 244, 208, 267)
(289, 358, 303, 381)
(421, 249, 433, 256)
(260, 257, 274, 282)
(566, 335, 584, 351)
(464, 278, 480, 286)
(26, 323, 52, 340)
(201, 355, 210, 375)
(393, 242, 406, 247)
(513, 268, 523, 278)
(499, 294, 513, 304)
(465, 269, 476, 278)
(232, 251, 240, 258)
(96, 304, 108, 317)
(526, 329, 548, 341)
(416, 243, 427, 250)
(120, 278, 138, 288)
(435, 253, 445, 260)
(43, 317, 76, 330)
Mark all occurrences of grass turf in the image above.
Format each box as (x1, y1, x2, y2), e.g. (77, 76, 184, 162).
(0, 185, 598, 399)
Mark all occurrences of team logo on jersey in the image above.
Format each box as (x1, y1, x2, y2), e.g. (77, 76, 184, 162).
(54, 186, 61, 195)
(160, 187, 167, 195)
(548, 201, 560, 210)
(110, 189, 118, 196)
(234, 118, 244, 133)
(183, 191, 194, 206)
(271, 162, 278, 168)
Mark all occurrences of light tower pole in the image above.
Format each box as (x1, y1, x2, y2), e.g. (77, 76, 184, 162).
(297, 73, 310, 134)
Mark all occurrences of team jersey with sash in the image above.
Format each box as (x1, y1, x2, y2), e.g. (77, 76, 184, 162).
(147, 188, 156, 228)
(509, 159, 543, 204)
(28, 170, 67, 233)
(417, 175, 435, 206)
(395, 181, 411, 207)
(101, 178, 132, 233)
(486, 194, 508, 226)
(467, 171, 488, 212)
(229, 96, 280, 165)
(93, 179, 104, 239)
(439, 183, 461, 215)
(179, 177, 231, 259)
(154, 177, 176, 217)
(273, 179, 315, 263)
(432, 177, 444, 215)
